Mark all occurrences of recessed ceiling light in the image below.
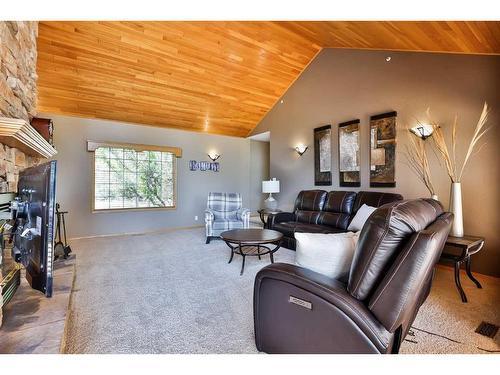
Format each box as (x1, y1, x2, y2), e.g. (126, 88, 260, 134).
(385, 56, 392, 62)
(280, 99, 284, 104)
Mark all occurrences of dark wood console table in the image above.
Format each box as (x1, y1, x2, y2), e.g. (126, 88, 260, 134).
(441, 235, 484, 303)
(257, 209, 282, 228)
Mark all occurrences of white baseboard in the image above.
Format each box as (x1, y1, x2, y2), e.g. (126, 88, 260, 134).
(69, 224, 204, 241)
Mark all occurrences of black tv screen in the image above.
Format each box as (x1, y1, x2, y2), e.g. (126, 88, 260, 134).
(12, 161, 57, 297)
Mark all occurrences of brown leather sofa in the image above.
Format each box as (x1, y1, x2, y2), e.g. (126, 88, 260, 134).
(254, 199, 453, 353)
(268, 190, 403, 249)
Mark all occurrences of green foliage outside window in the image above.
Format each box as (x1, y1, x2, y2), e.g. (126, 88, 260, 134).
(94, 147, 175, 210)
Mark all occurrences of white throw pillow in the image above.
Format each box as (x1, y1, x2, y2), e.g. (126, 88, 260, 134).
(347, 204, 377, 232)
(295, 232, 360, 280)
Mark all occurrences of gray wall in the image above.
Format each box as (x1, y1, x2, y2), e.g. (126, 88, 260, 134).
(251, 48, 500, 277)
(46, 114, 251, 238)
(249, 140, 270, 211)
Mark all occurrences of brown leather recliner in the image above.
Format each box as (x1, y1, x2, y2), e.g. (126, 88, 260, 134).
(254, 199, 453, 354)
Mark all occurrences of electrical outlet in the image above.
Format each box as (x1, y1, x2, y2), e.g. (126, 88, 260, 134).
(194, 215, 198, 221)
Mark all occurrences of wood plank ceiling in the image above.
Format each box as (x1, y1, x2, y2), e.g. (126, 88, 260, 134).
(37, 21, 500, 137)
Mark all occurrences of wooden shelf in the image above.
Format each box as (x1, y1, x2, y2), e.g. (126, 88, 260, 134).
(0, 117, 57, 159)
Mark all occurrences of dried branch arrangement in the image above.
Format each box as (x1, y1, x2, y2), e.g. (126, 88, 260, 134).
(429, 102, 490, 182)
(404, 133, 435, 196)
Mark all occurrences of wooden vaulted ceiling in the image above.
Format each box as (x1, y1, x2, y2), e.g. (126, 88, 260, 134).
(37, 21, 500, 137)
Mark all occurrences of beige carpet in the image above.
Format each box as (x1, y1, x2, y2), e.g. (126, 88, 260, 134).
(63, 227, 499, 354)
(400, 265, 500, 354)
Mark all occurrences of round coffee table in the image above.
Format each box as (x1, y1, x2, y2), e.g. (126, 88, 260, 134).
(220, 229, 283, 275)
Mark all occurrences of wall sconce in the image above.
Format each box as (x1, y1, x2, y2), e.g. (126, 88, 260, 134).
(207, 151, 221, 162)
(409, 124, 434, 140)
(294, 144, 308, 156)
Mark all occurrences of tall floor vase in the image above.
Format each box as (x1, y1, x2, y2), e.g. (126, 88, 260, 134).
(449, 182, 464, 237)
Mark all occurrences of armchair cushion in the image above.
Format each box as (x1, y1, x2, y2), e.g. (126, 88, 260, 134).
(212, 219, 244, 231)
(207, 192, 243, 220)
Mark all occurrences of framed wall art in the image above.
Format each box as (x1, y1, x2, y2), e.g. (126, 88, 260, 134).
(369, 111, 397, 187)
(314, 124, 332, 186)
(338, 119, 360, 187)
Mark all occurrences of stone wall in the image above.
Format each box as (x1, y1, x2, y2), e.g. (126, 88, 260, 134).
(0, 21, 38, 120)
(0, 146, 40, 192)
(0, 21, 39, 192)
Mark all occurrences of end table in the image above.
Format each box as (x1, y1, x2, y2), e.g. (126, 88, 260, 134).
(441, 235, 484, 303)
(257, 208, 282, 228)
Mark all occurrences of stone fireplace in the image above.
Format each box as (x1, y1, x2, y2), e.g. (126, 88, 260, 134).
(0, 21, 40, 324)
(0, 21, 40, 192)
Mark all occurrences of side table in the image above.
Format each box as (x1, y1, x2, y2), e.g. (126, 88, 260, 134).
(441, 235, 484, 303)
(257, 208, 282, 228)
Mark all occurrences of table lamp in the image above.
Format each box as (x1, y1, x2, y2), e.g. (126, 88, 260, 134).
(262, 178, 280, 210)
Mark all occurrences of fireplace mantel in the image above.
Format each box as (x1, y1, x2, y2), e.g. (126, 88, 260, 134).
(0, 117, 57, 159)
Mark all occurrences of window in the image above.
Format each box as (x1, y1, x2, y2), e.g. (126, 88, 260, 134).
(91, 143, 178, 211)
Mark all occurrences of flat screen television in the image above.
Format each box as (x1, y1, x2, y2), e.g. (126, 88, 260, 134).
(11, 160, 57, 297)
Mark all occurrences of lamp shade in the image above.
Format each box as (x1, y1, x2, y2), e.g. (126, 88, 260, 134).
(262, 179, 280, 193)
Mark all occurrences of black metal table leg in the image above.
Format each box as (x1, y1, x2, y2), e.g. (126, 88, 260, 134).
(259, 211, 266, 227)
(443, 236, 485, 303)
(269, 239, 281, 264)
(240, 254, 246, 276)
(226, 241, 235, 264)
(454, 261, 468, 303)
(221, 232, 283, 276)
(465, 256, 482, 289)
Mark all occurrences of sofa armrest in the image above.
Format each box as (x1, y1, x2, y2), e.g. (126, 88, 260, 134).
(204, 209, 215, 223)
(267, 212, 295, 228)
(237, 208, 251, 220)
(237, 208, 251, 228)
(254, 263, 392, 353)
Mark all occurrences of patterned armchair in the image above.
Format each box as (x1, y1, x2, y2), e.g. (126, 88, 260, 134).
(205, 192, 250, 243)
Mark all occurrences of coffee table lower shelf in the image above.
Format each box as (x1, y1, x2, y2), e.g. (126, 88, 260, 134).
(221, 229, 283, 276)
